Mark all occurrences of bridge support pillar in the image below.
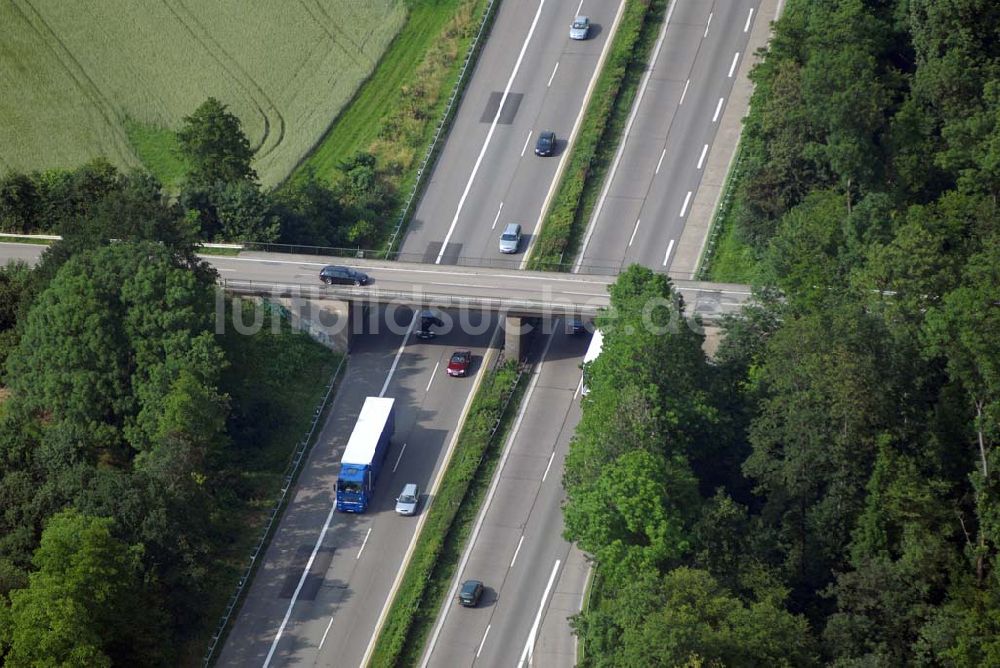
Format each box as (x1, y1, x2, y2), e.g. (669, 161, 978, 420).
(504, 315, 526, 362)
(270, 297, 353, 352)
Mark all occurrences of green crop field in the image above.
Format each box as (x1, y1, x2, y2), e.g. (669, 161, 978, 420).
(0, 0, 405, 186)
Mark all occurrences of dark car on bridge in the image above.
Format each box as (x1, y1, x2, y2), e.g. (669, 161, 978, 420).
(319, 265, 370, 286)
(534, 130, 556, 156)
(458, 579, 484, 607)
(447, 350, 472, 377)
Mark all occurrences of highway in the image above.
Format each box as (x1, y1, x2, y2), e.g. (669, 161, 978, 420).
(414, 1, 776, 666)
(420, 326, 590, 667)
(0, 0, 774, 664)
(401, 0, 625, 269)
(577, 0, 764, 275)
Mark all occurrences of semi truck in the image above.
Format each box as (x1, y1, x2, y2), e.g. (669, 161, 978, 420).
(336, 397, 396, 513)
(580, 329, 603, 397)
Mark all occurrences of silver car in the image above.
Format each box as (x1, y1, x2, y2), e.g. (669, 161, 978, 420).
(395, 483, 419, 516)
(569, 16, 590, 40)
(498, 223, 522, 254)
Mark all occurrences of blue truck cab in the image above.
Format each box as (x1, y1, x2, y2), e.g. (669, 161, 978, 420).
(336, 397, 395, 513)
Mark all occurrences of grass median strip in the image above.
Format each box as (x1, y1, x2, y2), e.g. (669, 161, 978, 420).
(369, 358, 528, 667)
(528, 0, 665, 270)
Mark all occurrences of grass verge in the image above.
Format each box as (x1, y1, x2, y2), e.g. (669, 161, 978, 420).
(369, 358, 528, 667)
(196, 246, 243, 257)
(124, 119, 189, 190)
(182, 301, 342, 665)
(528, 0, 662, 270)
(702, 198, 760, 283)
(0, 235, 54, 246)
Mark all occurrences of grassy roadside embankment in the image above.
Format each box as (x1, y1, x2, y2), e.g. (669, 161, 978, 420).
(369, 358, 529, 667)
(528, 0, 664, 270)
(290, 0, 494, 249)
(697, 148, 762, 282)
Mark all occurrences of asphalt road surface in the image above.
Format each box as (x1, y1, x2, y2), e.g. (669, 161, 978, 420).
(420, 326, 591, 668)
(577, 0, 763, 275)
(218, 305, 501, 667)
(401, 0, 625, 270)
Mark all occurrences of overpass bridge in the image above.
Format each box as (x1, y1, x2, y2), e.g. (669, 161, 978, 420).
(216, 253, 752, 357)
(0, 244, 752, 357)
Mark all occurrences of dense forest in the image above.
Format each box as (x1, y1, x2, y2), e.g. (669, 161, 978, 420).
(0, 123, 337, 664)
(0, 98, 394, 249)
(566, 0, 1000, 665)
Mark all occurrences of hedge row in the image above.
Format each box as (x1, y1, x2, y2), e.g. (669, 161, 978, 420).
(527, 0, 655, 270)
(369, 360, 524, 667)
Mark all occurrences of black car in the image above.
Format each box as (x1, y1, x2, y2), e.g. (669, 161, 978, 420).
(534, 130, 556, 157)
(458, 579, 484, 607)
(319, 265, 370, 286)
(570, 318, 587, 334)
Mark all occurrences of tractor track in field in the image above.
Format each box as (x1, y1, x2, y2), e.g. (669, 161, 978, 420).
(15, 0, 136, 166)
(297, 0, 368, 69)
(162, 0, 286, 159)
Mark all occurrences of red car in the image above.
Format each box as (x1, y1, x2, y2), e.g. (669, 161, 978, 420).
(447, 350, 472, 377)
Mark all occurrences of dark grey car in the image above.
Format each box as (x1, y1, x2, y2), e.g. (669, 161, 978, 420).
(319, 265, 370, 286)
(458, 579, 484, 607)
(534, 130, 555, 156)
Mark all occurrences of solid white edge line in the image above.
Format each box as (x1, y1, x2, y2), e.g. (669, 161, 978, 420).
(491, 201, 504, 229)
(262, 501, 338, 667)
(728, 52, 740, 77)
(697, 144, 709, 169)
(679, 78, 690, 105)
(627, 218, 641, 248)
(517, 559, 563, 667)
(419, 330, 558, 668)
(380, 312, 418, 397)
(655, 148, 666, 174)
(365, 321, 503, 668)
(476, 625, 492, 658)
(318, 617, 334, 650)
(425, 362, 439, 392)
(704, 11, 712, 38)
(573, 0, 679, 271)
(679, 191, 692, 218)
(510, 535, 526, 568)
(392, 443, 408, 473)
(712, 97, 725, 122)
(435, 0, 548, 264)
(520, 131, 532, 157)
(744, 7, 755, 32)
(541, 450, 556, 482)
(357, 527, 372, 560)
(547, 61, 559, 87)
(662, 238, 676, 267)
(576, 0, 585, 16)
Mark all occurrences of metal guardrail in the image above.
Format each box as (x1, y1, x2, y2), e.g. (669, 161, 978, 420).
(202, 355, 347, 666)
(220, 278, 607, 317)
(381, 0, 501, 257)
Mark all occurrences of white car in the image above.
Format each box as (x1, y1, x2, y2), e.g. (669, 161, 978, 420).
(395, 483, 419, 515)
(569, 16, 590, 40)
